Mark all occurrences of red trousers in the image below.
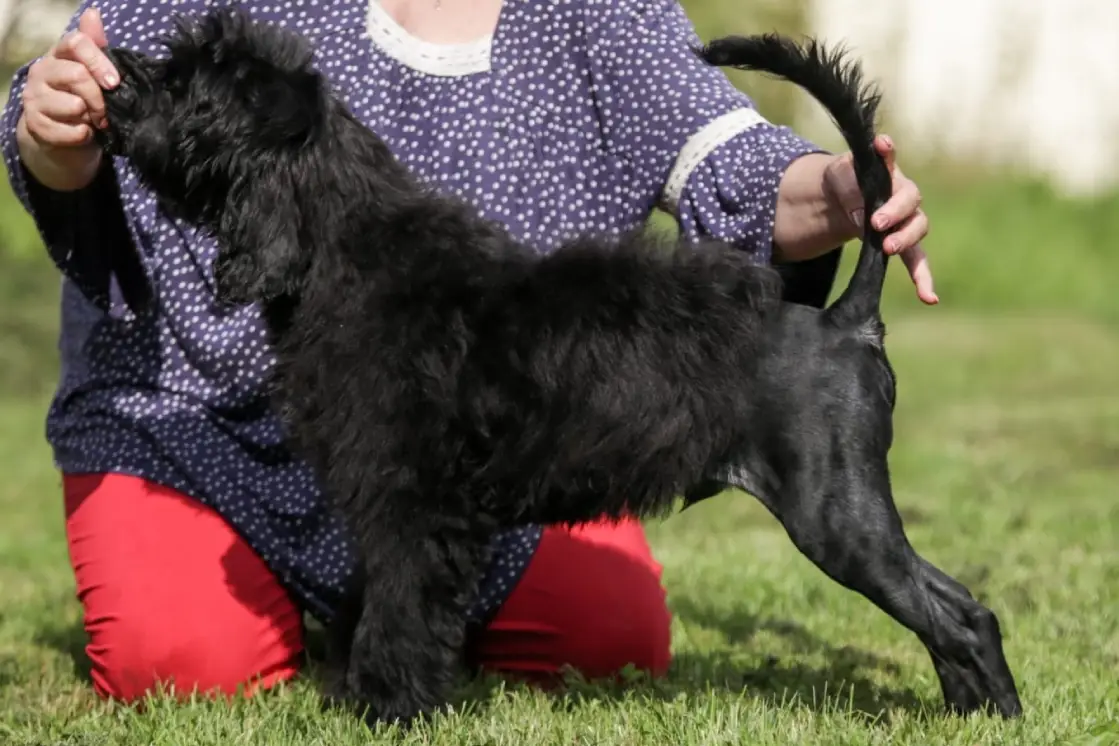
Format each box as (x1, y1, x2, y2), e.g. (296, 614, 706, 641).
(62, 473, 672, 702)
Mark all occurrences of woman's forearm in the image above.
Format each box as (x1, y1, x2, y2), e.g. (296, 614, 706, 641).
(16, 113, 104, 192)
(771, 152, 858, 263)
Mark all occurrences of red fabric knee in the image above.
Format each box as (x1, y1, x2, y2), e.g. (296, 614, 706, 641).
(62, 473, 304, 702)
(473, 517, 672, 683)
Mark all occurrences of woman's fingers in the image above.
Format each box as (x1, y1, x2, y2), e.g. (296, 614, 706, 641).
(883, 208, 929, 256)
(23, 106, 94, 147)
(34, 88, 90, 123)
(871, 174, 922, 233)
(899, 244, 938, 305)
(55, 28, 118, 88)
(24, 56, 108, 136)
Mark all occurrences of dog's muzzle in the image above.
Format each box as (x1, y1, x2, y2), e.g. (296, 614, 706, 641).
(95, 47, 154, 157)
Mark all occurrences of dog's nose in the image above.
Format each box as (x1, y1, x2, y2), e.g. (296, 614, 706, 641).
(97, 48, 150, 156)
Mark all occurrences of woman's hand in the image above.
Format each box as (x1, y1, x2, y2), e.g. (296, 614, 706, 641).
(16, 7, 120, 192)
(825, 134, 937, 305)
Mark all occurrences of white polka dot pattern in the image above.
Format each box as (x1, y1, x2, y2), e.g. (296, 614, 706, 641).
(0, 0, 820, 624)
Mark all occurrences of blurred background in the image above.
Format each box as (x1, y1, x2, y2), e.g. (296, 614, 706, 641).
(0, 0, 1116, 489)
(0, 0, 1115, 481)
(1, 0, 1117, 522)
(2, 0, 1117, 338)
(0, 3, 1116, 739)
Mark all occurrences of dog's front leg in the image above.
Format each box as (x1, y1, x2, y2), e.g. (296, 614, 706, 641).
(320, 565, 366, 705)
(339, 524, 490, 726)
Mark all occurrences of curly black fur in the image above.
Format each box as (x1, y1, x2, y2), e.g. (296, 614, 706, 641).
(94, 10, 1023, 725)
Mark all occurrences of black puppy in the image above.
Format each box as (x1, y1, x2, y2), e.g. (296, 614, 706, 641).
(95, 9, 1023, 724)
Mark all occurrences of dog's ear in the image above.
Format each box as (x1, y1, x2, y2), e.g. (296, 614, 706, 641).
(213, 165, 308, 306)
(253, 71, 325, 145)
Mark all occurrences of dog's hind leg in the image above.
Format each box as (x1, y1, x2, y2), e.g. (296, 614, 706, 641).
(756, 456, 1024, 718)
(911, 555, 1013, 715)
(336, 519, 491, 726)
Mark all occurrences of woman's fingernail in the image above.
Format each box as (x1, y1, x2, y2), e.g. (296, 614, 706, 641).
(105, 72, 119, 87)
(850, 209, 864, 228)
(874, 214, 889, 230)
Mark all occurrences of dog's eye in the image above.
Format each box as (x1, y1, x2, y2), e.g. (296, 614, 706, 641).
(245, 86, 268, 110)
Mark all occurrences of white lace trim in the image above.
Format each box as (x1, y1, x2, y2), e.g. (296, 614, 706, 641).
(365, 1, 493, 77)
(658, 108, 770, 214)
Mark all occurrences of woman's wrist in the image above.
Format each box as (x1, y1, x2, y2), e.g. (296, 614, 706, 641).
(15, 113, 104, 193)
(772, 152, 858, 263)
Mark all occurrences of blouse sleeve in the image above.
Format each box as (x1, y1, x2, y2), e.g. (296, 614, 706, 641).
(584, 0, 826, 263)
(0, 0, 206, 314)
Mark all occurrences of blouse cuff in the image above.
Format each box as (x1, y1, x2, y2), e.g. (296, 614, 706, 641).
(663, 108, 825, 263)
(2, 64, 148, 315)
(2, 67, 41, 215)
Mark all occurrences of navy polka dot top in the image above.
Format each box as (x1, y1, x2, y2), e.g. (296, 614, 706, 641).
(1, 0, 820, 624)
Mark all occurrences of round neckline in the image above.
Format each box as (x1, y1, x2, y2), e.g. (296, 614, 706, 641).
(366, 0, 503, 77)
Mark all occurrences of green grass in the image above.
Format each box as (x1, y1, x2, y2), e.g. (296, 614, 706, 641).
(2, 172, 1119, 744)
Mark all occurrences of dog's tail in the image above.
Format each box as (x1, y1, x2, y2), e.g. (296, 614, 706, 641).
(698, 34, 891, 327)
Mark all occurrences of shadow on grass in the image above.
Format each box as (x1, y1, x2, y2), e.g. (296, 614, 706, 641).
(297, 598, 931, 730)
(33, 582, 935, 730)
(22, 487, 932, 730)
(32, 617, 94, 683)
(282, 533, 933, 728)
(566, 651, 927, 722)
(553, 618, 924, 725)
(662, 594, 927, 720)
(0, 652, 20, 690)
(438, 649, 930, 731)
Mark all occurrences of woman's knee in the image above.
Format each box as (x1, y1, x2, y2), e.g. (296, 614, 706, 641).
(62, 472, 305, 703)
(553, 518, 673, 678)
(85, 610, 303, 703)
(475, 518, 673, 681)
(559, 581, 673, 680)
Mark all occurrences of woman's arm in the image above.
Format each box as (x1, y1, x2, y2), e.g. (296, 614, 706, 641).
(15, 115, 104, 192)
(13, 8, 119, 192)
(772, 152, 855, 262)
(0, 2, 186, 314)
(583, 0, 935, 305)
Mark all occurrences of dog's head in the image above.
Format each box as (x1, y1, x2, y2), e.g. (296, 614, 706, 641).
(98, 8, 329, 304)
